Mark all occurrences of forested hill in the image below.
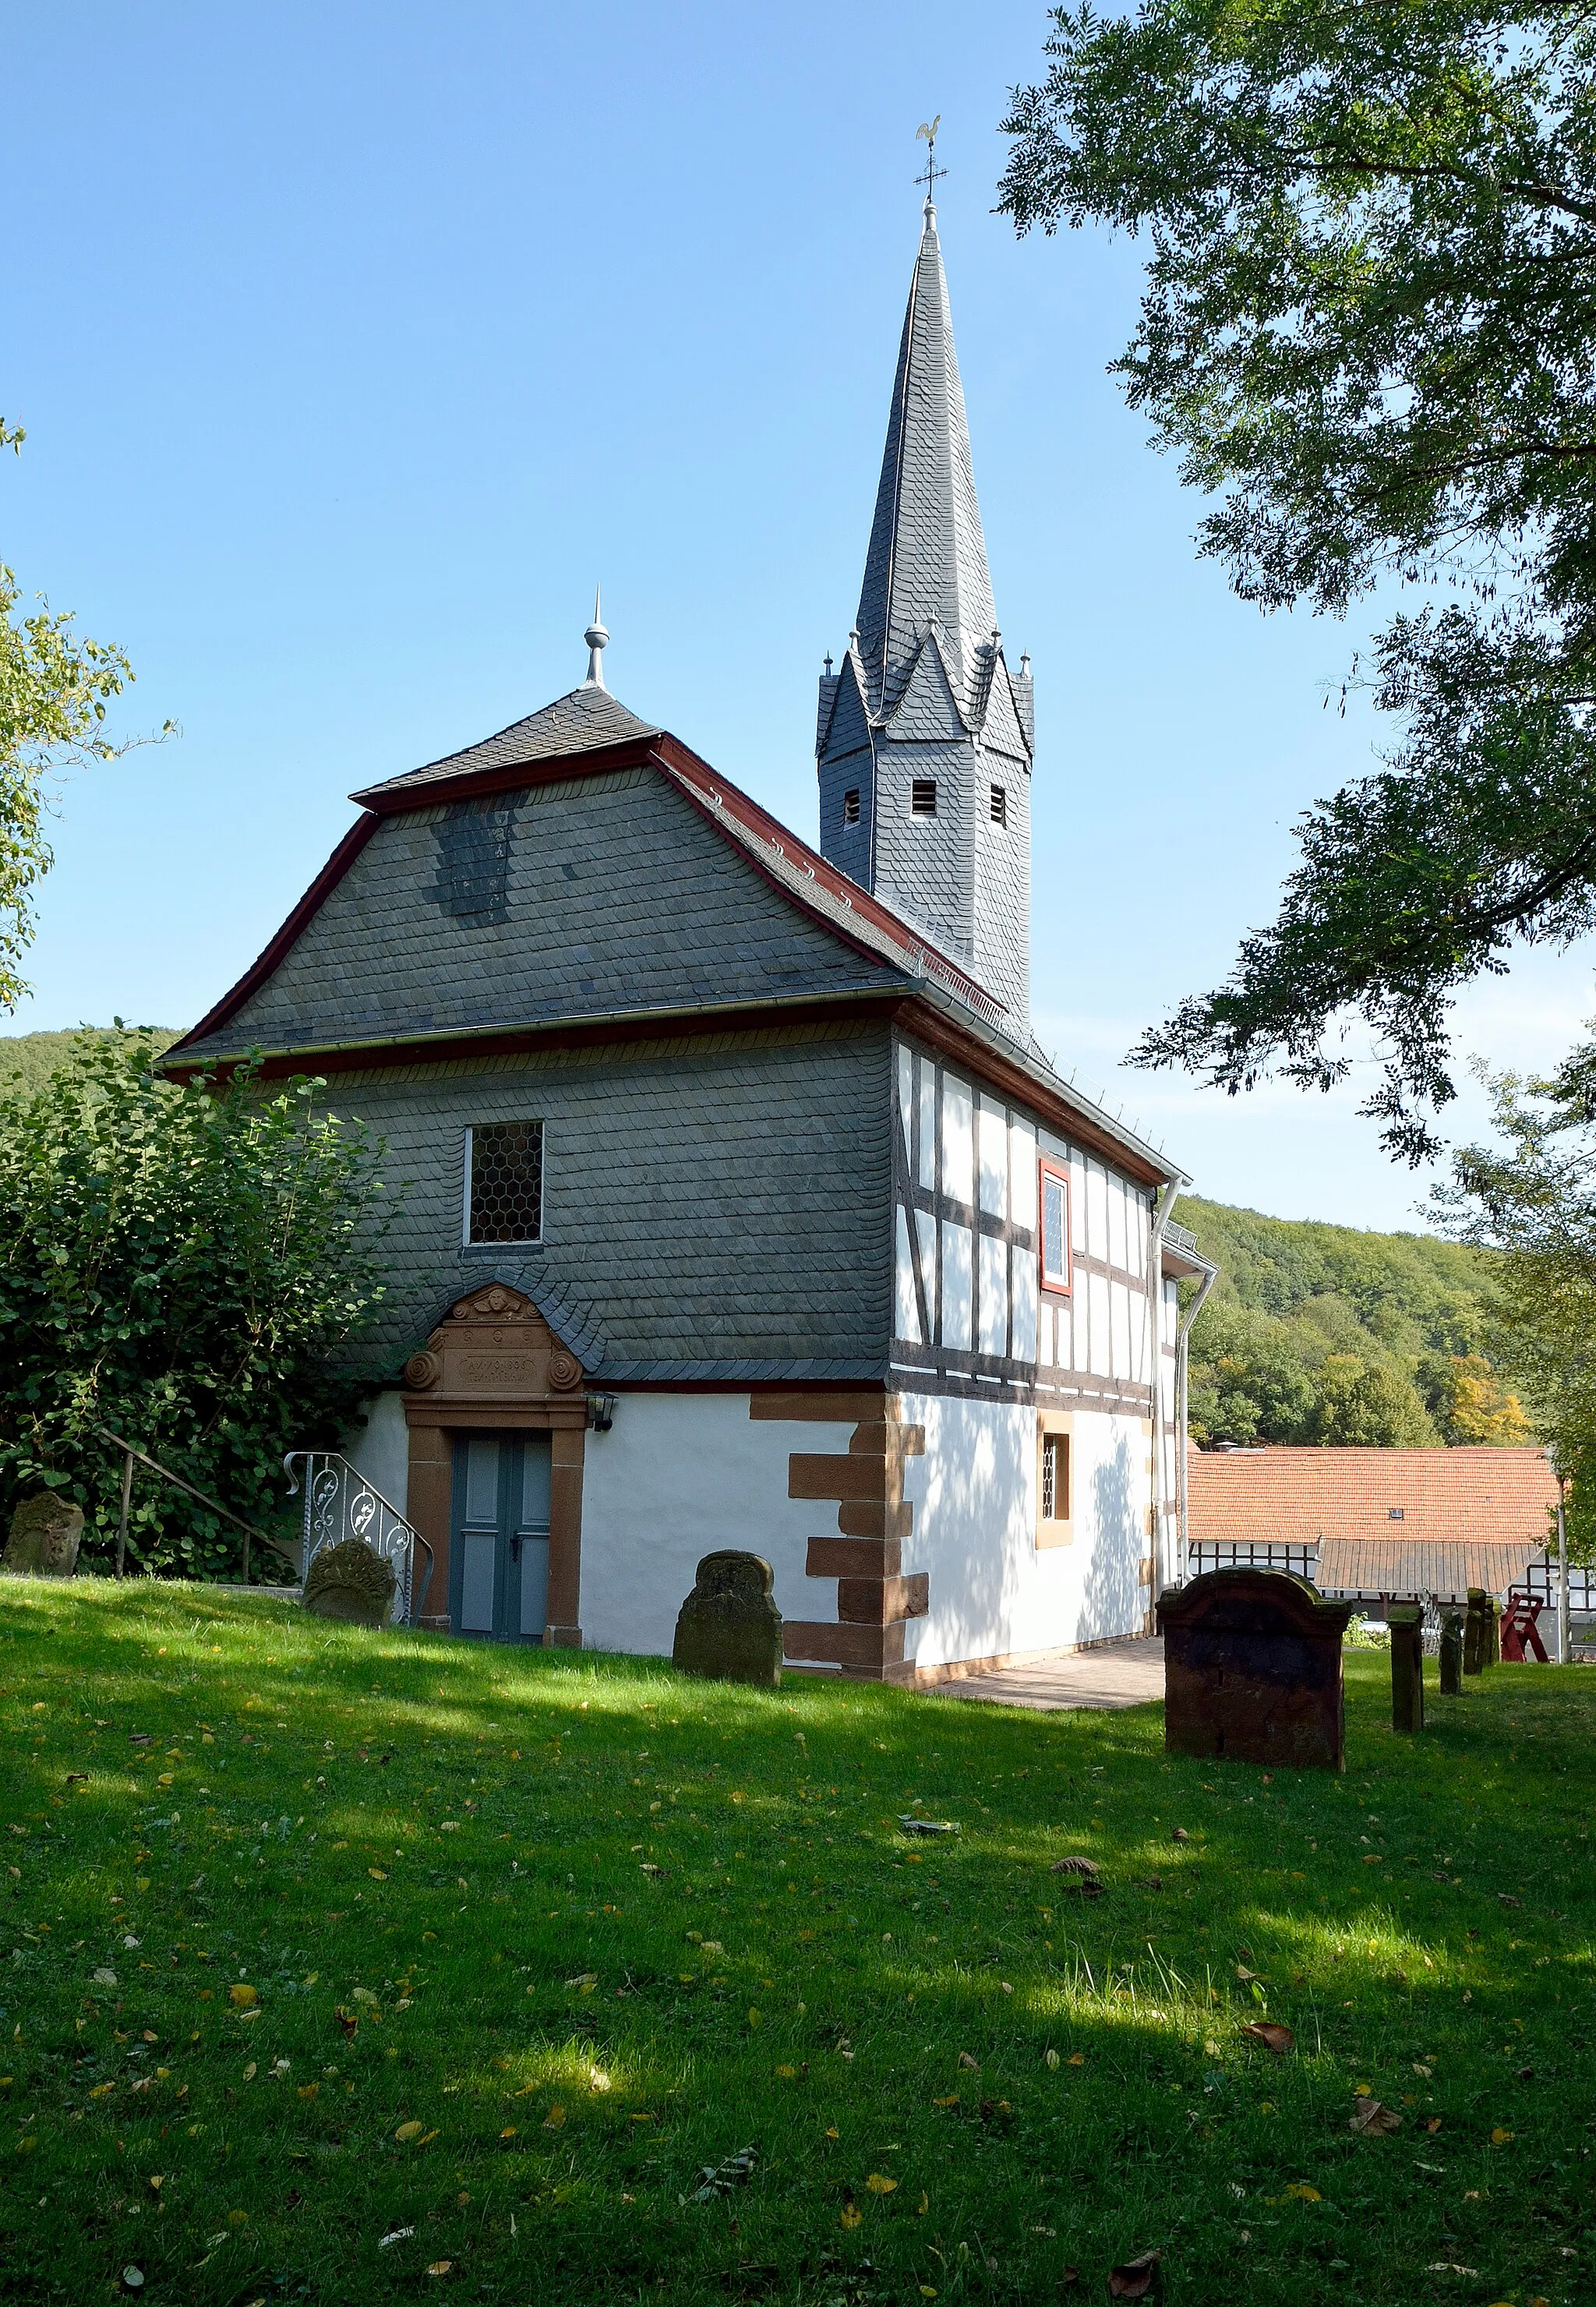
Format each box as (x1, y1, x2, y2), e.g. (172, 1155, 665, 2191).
(0, 1026, 178, 1092)
(1175, 1196, 1531, 1449)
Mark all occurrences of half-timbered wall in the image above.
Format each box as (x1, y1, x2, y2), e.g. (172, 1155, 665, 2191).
(890, 1030, 1157, 1411)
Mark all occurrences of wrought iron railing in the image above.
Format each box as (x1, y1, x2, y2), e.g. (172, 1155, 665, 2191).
(282, 1452, 433, 1626)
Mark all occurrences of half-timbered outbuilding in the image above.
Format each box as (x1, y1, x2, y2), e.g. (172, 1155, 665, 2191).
(164, 191, 1213, 1681)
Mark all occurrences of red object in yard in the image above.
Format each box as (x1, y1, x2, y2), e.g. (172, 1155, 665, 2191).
(1500, 1588, 1549, 1663)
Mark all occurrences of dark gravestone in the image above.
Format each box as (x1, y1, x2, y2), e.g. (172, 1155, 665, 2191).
(2, 1493, 85, 1578)
(673, 1552, 782, 1689)
(1438, 1610, 1464, 1696)
(1464, 1588, 1499, 1676)
(302, 1537, 397, 1627)
(1387, 1602, 1425, 1734)
(1158, 1570, 1353, 1772)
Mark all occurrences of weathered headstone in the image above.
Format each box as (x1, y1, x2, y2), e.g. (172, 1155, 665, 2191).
(1438, 1610, 1464, 1696)
(1157, 1569, 1354, 1772)
(302, 1537, 397, 1627)
(2, 1493, 85, 1579)
(1388, 1602, 1425, 1734)
(673, 1552, 782, 1688)
(1464, 1588, 1499, 1676)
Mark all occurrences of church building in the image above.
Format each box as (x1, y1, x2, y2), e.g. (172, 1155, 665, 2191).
(164, 188, 1213, 1682)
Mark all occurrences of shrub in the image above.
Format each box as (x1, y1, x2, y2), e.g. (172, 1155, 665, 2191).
(0, 1029, 392, 1575)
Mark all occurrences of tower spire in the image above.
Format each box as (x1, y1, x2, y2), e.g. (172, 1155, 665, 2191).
(815, 145, 1033, 1034)
(583, 586, 609, 688)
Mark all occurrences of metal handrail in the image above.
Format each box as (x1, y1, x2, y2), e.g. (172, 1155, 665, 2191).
(94, 1425, 295, 1584)
(282, 1450, 433, 1626)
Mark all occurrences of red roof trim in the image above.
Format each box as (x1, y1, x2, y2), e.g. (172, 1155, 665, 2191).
(348, 733, 663, 814)
(164, 811, 382, 1061)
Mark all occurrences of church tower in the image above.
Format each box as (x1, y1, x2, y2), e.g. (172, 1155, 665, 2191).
(816, 185, 1033, 1035)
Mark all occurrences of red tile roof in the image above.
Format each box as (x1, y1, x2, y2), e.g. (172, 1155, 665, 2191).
(1188, 1446, 1559, 1600)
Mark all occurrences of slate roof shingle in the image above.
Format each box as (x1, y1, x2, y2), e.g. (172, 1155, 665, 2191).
(361, 685, 659, 797)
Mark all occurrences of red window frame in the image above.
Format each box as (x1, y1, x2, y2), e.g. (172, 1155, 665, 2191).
(1038, 1157, 1072, 1297)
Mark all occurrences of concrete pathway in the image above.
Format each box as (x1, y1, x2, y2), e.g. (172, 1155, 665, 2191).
(942, 1635, 1164, 1713)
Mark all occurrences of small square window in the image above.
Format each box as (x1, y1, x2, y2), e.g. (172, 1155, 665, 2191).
(1039, 1157, 1072, 1294)
(911, 779, 937, 816)
(1041, 1432, 1070, 1524)
(990, 785, 1007, 826)
(842, 787, 861, 827)
(1389, 1507, 1404, 1521)
(465, 1121, 543, 1244)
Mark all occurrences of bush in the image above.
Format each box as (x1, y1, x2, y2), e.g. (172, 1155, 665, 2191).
(0, 1029, 393, 1576)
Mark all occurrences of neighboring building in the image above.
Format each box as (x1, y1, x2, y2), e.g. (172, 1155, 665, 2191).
(164, 187, 1213, 1680)
(1186, 1445, 1560, 1605)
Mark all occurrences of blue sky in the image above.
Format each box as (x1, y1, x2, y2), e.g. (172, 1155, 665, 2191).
(2, 1, 1587, 1229)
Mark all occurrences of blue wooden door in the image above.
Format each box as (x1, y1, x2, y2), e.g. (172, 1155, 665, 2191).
(449, 1434, 551, 1641)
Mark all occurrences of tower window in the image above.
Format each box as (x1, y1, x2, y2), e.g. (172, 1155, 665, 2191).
(842, 787, 860, 826)
(990, 785, 1007, 826)
(911, 779, 938, 816)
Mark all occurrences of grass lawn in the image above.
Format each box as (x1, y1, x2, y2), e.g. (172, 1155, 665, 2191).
(1, 1584, 1591, 2305)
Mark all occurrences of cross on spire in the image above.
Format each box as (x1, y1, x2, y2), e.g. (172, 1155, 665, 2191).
(913, 114, 945, 208)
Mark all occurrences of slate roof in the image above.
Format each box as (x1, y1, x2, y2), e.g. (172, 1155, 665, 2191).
(1188, 1446, 1558, 1600)
(856, 202, 998, 723)
(362, 684, 660, 797)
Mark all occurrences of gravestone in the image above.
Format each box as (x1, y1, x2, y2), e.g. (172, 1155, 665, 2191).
(1438, 1610, 1464, 1696)
(1464, 1588, 1499, 1676)
(1157, 1569, 1354, 1771)
(673, 1552, 782, 1688)
(1387, 1602, 1425, 1734)
(2, 1493, 85, 1579)
(302, 1537, 397, 1627)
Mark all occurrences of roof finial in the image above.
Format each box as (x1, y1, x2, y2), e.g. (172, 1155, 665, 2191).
(913, 115, 945, 214)
(583, 585, 609, 689)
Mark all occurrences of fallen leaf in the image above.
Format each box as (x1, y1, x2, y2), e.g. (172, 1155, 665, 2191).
(93, 1969, 118, 1988)
(500, 2126, 517, 2139)
(1284, 2182, 1321, 2201)
(426, 2263, 452, 2278)
(1051, 1855, 1100, 1878)
(395, 2121, 423, 2141)
(298, 2083, 319, 2101)
(1068, 2052, 1085, 2067)
(89, 2082, 115, 2099)
(1242, 2023, 1294, 2055)
(931, 2093, 959, 2108)
(369, 1869, 387, 1881)
(1490, 2127, 1513, 2146)
(1234, 1966, 1259, 1983)
(866, 2173, 897, 2194)
(1171, 1827, 1190, 1842)
(1498, 1893, 1522, 1908)
(1107, 2247, 1161, 2298)
(839, 2196, 863, 2230)
(242, 2061, 257, 2083)
(418, 2129, 440, 2146)
(228, 1984, 257, 2010)
(957, 2051, 980, 2072)
(378, 2229, 415, 2249)
(121, 2271, 143, 2294)
(542, 2106, 566, 2129)
(1349, 2100, 1402, 2136)
(1045, 2048, 1061, 2069)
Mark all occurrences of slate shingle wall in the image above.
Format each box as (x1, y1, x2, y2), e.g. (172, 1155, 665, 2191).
(181, 768, 891, 1063)
(325, 1022, 894, 1383)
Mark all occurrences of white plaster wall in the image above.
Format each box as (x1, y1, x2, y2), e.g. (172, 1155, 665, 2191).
(578, 1393, 855, 1659)
(341, 1390, 411, 1516)
(901, 1394, 1149, 1669)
